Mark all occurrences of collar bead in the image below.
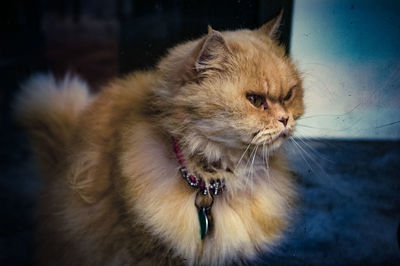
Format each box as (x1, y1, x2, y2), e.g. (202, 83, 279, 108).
(179, 166, 225, 195)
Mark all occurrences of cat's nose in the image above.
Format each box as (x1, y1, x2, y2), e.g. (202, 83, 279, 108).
(278, 116, 289, 127)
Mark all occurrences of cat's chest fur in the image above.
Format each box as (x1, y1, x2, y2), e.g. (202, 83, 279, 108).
(116, 120, 294, 265)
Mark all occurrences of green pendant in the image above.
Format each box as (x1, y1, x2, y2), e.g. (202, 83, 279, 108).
(198, 207, 209, 239)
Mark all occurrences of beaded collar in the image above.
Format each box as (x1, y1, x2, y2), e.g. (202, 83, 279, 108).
(172, 138, 225, 239)
(172, 138, 225, 196)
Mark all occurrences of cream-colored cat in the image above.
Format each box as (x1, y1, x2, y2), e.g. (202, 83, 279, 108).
(16, 14, 304, 266)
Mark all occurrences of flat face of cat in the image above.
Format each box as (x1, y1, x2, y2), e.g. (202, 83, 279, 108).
(159, 22, 304, 152)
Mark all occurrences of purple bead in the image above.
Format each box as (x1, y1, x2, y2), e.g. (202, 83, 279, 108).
(189, 175, 197, 184)
(199, 178, 205, 190)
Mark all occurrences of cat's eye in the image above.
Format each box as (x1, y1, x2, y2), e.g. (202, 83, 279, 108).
(283, 87, 295, 102)
(246, 93, 267, 109)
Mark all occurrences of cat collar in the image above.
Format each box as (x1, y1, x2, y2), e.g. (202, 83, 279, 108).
(172, 138, 225, 239)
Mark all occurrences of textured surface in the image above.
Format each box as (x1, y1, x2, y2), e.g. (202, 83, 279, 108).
(262, 139, 400, 265)
(1, 118, 399, 265)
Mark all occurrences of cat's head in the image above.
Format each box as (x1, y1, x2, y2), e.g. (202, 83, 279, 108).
(157, 16, 304, 156)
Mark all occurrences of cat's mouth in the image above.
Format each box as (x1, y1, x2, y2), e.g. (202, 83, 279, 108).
(251, 128, 291, 145)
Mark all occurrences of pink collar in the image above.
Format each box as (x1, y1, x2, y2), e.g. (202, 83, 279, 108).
(172, 138, 225, 196)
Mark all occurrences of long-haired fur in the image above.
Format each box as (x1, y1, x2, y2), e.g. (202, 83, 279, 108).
(15, 16, 304, 266)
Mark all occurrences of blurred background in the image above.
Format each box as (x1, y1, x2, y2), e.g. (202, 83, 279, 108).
(0, 0, 399, 265)
(291, 0, 400, 139)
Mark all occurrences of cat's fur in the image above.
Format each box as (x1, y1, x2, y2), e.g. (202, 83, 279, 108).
(15, 15, 304, 266)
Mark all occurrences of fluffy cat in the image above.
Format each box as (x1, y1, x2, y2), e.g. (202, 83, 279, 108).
(15, 14, 304, 266)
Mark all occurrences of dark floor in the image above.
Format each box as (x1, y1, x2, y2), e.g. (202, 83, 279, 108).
(1, 115, 399, 265)
(263, 139, 400, 265)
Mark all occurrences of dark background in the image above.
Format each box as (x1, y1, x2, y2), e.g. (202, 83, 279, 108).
(1, 1, 399, 265)
(0, 0, 292, 97)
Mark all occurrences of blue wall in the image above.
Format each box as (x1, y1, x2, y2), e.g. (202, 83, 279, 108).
(291, 0, 400, 139)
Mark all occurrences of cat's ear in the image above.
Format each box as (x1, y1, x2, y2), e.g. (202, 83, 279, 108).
(194, 29, 231, 73)
(258, 10, 284, 40)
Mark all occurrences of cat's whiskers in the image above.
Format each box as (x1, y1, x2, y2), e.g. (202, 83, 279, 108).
(261, 140, 270, 178)
(289, 137, 314, 174)
(297, 103, 361, 121)
(242, 144, 257, 190)
(296, 140, 325, 173)
(292, 134, 333, 164)
(262, 140, 266, 167)
(289, 137, 325, 176)
(291, 134, 335, 180)
(250, 144, 259, 190)
(234, 135, 257, 171)
(265, 143, 271, 181)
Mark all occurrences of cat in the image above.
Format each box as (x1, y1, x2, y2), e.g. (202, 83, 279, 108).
(15, 13, 304, 266)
